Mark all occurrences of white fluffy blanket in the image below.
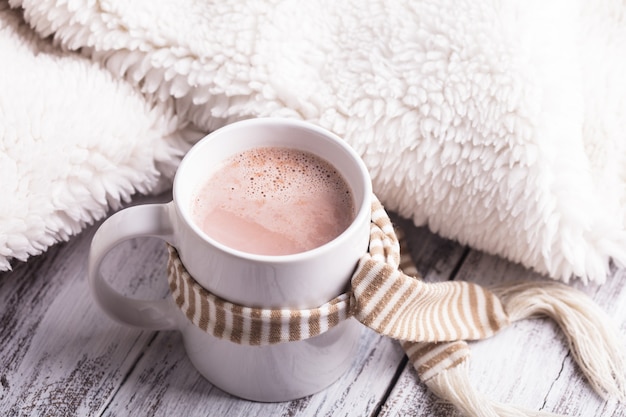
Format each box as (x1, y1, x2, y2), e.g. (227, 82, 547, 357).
(2, 0, 626, 283)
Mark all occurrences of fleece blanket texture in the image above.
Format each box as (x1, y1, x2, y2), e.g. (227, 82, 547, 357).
(2, 0, 626, 283)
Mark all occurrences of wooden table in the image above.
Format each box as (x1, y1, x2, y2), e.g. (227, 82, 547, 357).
(1, 192, 625, 416)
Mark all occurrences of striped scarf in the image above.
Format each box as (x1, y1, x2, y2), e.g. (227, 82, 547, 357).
(168, 196, 625, 416)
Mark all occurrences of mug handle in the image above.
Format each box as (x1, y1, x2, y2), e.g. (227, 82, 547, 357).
(88, 202, 178, 331)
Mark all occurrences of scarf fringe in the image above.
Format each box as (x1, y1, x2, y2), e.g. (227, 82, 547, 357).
(492, 281, 626, 402)
(424, 361, 563, 417)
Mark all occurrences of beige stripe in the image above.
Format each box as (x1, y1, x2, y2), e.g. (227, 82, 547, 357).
(281, 310, 292, 343)
(328, 305, 340, 329)
(230, 304, 243, 344)
(214, 298, 225, 339)
(368, 229, 386, 261)
(397, 228, 418, 277)
(410, 292, 433, 341)
(186, 278, 196, 323)
(447, 282, 466, 339)
(412, 292, 427, 341)
(261, 309, 272, 344)
(180, 268, 192, 315)
(435, 284, 457, 340)
(473, 284, 488, 335)
(414, 342, 470, 381)
(474, 286, 506, 336)
(363, 271, 405, 329)
(399, 253, 418, 277)
(431, 289, 448, 340)
(289, 310, 301, 342)
(174, 267, 186, 308)
(198, 290, 209, 331)
(435, 285, 454, 339)
(423, 295, 440, 340)
(382, 235, 400, 267)
(308, 309, 321, 338)
(207, 292, 217, 336)
(403, 341, 443, 363)
(484, 288, 500, 333)
(459, 282, 477, 338)
(299, 311, 310, 340)
(371, 199, 384, 217)
(317, 304, 330, 335)
(371, 275, 412, 333)
(168, 269, 181, 306)
(371, 216, 391, 234)
(380, 221, 395, 237)
(467, 282, 483, 338)
(269, 310, 282, 344)
(384, 279, 419, 338)
(240, 307, 251, 345)
(385, 283, 486, 340)
(351, 258, 380, 290)
(377, 236, 393, 266)
(412, 342, 453, 369)
(393, 228, 421, 339)
(354, 263, 396, 323)
(420, 350, 469, 381)
(395, 297, 415, 341)
(167, 258, 178, 294)
(222, 303, 234, 342)
(400, 279, 426, 340)
(249, 308, 263, 345)
(192, 284, 203, 327)
(414, 342, 466, 373)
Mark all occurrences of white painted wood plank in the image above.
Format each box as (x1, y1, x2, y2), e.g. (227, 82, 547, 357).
(380, 250, 626, 417)
(0, 194, 171, 416)
(390, 214, 468, 284)
(540, 266, 626, 417)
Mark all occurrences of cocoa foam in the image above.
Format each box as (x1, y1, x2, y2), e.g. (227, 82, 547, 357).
(191, 147, 355, 256)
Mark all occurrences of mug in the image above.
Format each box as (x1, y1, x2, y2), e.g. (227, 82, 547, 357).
(88, 118, 373, 402)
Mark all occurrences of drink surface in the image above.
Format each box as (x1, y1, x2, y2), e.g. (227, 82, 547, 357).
(191, 146, 356, 256)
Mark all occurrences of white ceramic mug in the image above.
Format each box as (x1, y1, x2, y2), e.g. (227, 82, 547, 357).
(88, 118, 373, 401)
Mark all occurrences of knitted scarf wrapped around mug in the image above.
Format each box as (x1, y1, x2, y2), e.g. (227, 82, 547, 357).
(167, 197, 625, 416)
(2, 1, 626, 415)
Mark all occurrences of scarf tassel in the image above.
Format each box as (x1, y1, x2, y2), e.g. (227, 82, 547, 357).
(409, 281, 625, 417)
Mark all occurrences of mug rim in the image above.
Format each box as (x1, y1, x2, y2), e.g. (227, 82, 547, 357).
(172, 117, 372, 264)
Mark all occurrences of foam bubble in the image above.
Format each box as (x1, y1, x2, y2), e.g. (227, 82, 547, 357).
(191, 147, 355, 255)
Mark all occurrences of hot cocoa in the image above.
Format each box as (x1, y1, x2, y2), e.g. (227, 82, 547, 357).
(191, 146, 355, 256)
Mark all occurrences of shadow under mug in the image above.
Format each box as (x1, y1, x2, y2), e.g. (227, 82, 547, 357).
(88, 118, 373, 401)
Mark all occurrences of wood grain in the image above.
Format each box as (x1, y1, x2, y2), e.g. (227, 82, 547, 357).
(381, 250, 626, 417)
(1, 198, 625, 417)
(0, 229, 157, 416)
(0, 194, 171, 416)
